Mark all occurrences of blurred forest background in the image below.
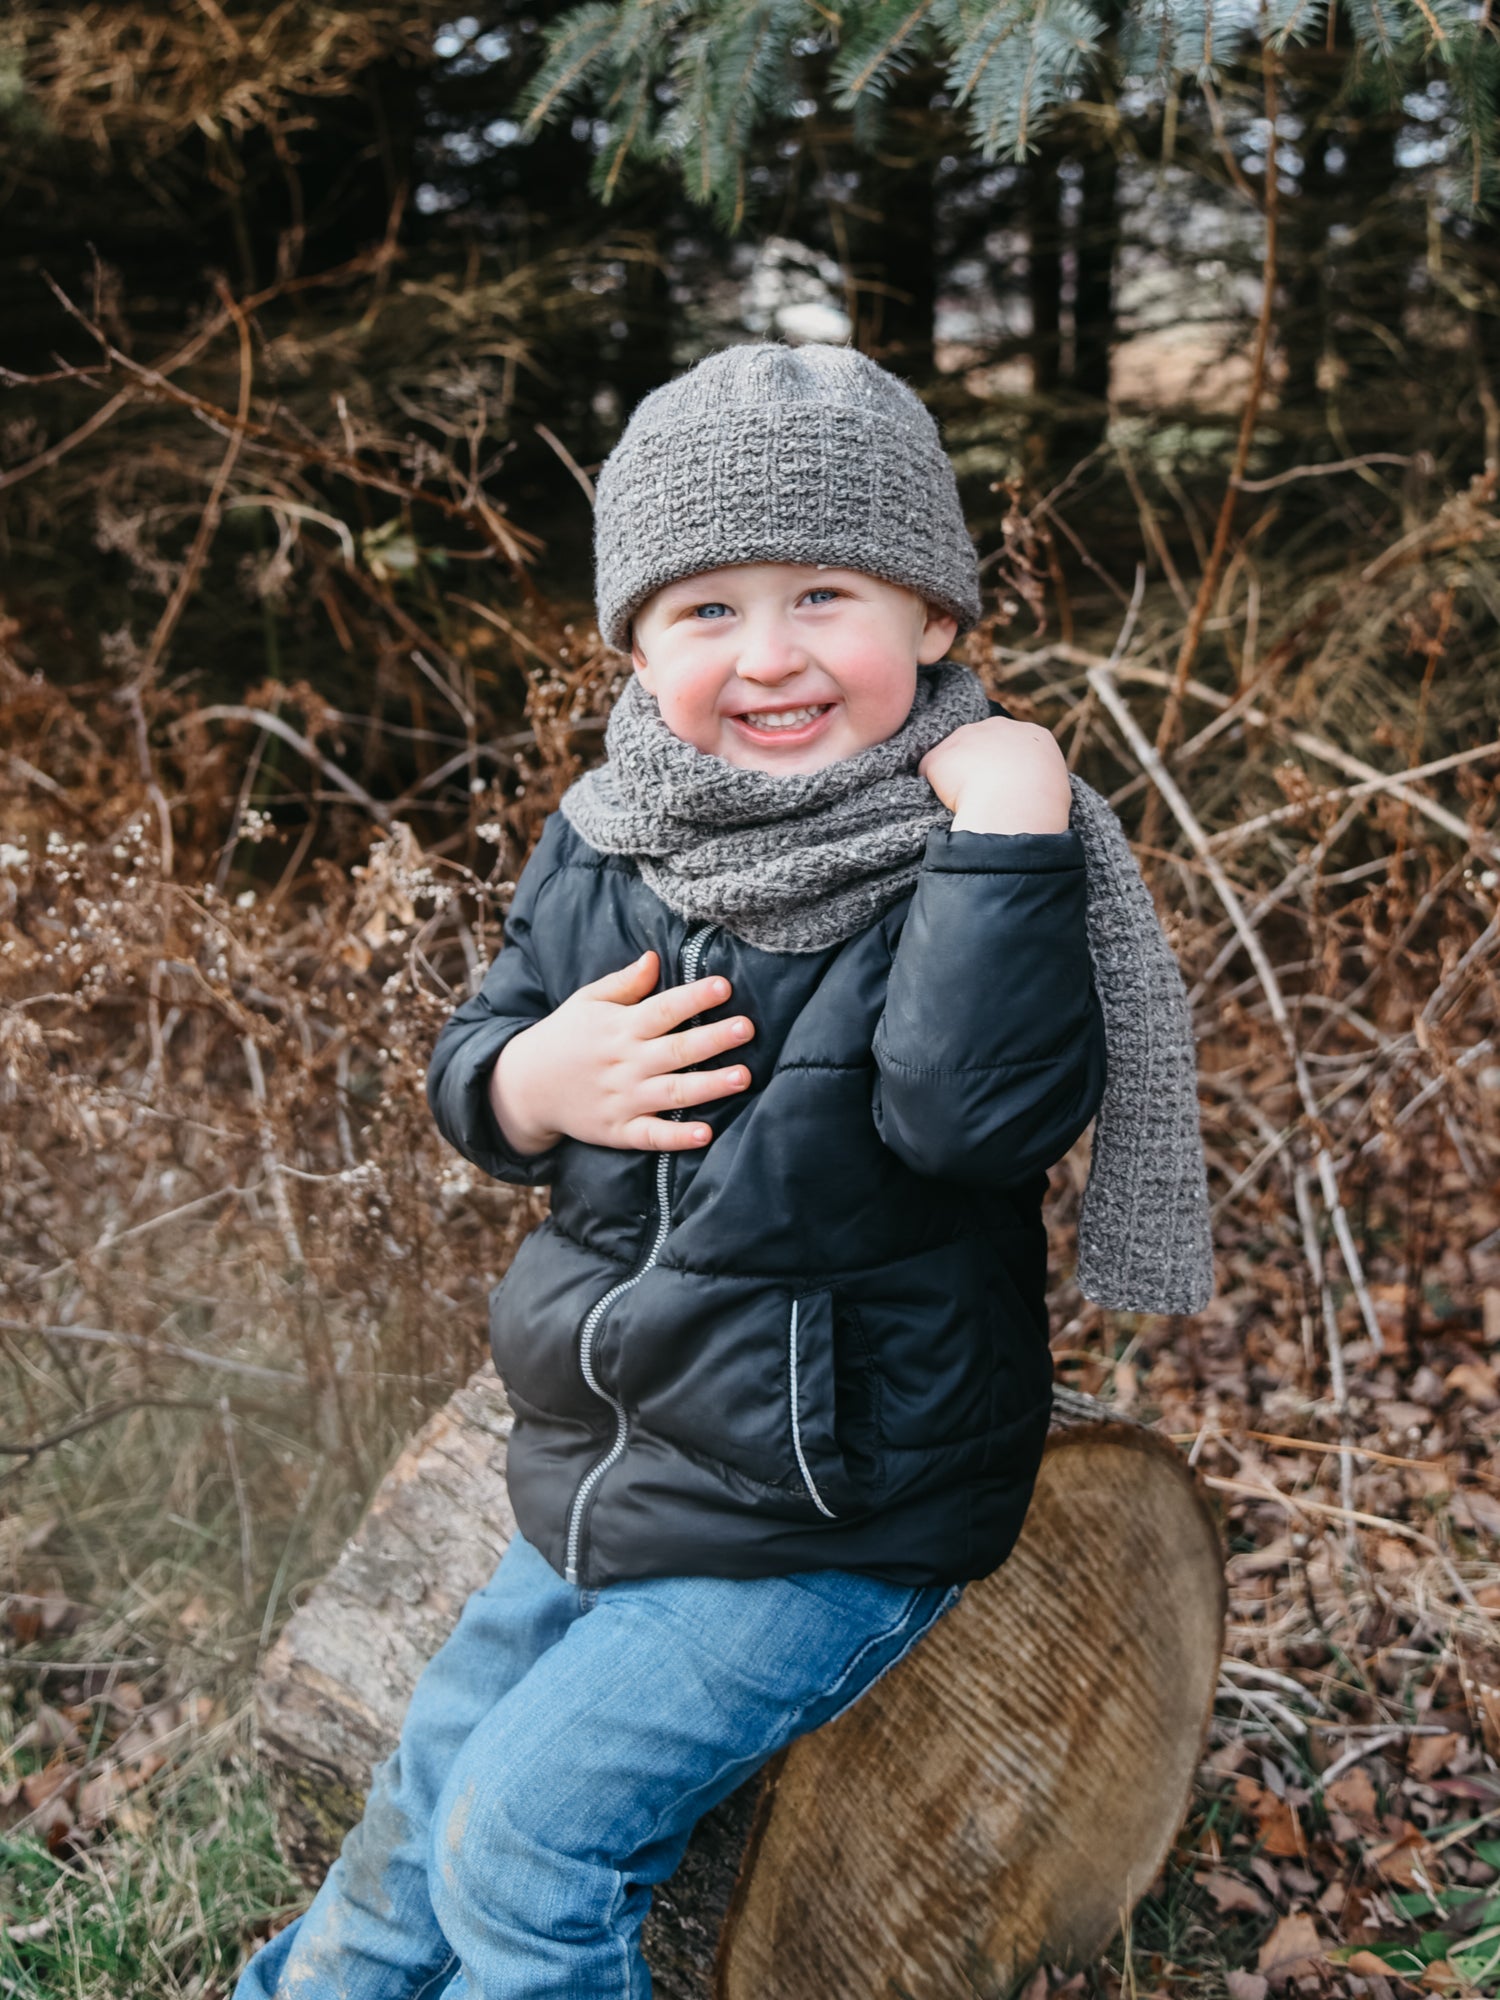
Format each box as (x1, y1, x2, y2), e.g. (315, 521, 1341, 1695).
(2, 5, 1499, 1996)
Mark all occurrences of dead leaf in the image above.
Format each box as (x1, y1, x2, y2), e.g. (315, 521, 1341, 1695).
(1231, 1535, 1299, 1577)
(1450, 1488, 1500, 1538)
(20, 1761, 75, 1811)
(121, 1750, 167, 1791)
(1325, 1768, 1380, 1826)
(1445, 1361, 1499, 1408)
(1257, 1912, 1323, 1985)
(1225, 1975, 1269, 2000)
(76, 1763, 127, 1828)
(1338, 1883, 1386, 1945)
(33, 1792, 76, 1851)
(1407, 1732, 1460, 1781)
(1456, 1635, 1500, 1757)
(1201, 1869, 1271, 1916)
(1483, 1287, 1500, 1346)
(1374, 1535, 1421, 1572)
(3, 1593, 87, 1643)
(1248, 1855, 1283, 1900)
(1345, 1950, 1406, 1978)
(1235, 1774, 1307, 1858)
(1367, 1824, 1437, 1889)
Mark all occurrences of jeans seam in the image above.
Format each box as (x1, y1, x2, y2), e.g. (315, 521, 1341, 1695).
(413, 1950, 459, 1998)
(634, 1582, 958, 1867)
(818, 1582, 962, 1728)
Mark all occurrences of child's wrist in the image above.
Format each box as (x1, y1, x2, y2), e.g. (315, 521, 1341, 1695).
(950, 782, 1070, 835)
(488, 1024, 566, 1157)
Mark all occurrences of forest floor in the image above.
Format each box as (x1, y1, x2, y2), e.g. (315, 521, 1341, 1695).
(4, 474, 1500, 1998)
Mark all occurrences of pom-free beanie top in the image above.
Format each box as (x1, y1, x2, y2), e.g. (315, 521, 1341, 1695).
(592, 341, 983, 652)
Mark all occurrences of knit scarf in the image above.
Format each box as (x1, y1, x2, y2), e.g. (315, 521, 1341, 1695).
(558, 663, 1214, 1315)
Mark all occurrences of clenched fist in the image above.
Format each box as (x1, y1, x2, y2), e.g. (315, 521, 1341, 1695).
(918, 715, 1072, 835)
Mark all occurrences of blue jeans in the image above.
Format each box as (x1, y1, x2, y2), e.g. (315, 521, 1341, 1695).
(236, 1531, 960, 2000)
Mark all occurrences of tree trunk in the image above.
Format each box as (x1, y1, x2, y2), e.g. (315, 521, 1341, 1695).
(1070, 140, 1119, 410)
(839, 75, 941, 380)
(1026, 152, 1064, 401)
(254, 1372, 1225, 1998)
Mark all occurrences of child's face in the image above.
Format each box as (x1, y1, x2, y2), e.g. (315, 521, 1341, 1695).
(628, 563, 959, 773)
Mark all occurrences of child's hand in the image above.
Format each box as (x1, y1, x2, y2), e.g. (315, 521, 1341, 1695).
(487, 950, 754, 1156)
(918, 716, 1072, 835)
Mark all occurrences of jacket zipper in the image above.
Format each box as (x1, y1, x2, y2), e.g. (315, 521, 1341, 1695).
(563, 922, 717, 1587)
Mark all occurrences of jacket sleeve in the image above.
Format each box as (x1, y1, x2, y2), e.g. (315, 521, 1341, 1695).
(425, 814, 568, 1186)
(871, 824, 1107, 1189)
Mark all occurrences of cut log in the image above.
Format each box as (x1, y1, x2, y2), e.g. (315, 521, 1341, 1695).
(254, 1371, 1224, 1998)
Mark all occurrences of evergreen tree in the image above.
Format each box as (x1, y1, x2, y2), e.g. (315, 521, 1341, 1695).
(509, 0, 1500, 228)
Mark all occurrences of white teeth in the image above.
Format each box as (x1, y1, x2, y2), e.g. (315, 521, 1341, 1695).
(740, 705, 829, 730)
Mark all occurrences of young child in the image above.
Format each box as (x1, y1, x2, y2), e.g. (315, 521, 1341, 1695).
(235, 341, 1212, 2000)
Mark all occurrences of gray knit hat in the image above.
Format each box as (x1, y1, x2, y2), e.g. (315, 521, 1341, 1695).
(593, 341, 983, 653)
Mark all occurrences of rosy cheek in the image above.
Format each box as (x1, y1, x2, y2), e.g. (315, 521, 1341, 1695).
(660, 666, 728, 749)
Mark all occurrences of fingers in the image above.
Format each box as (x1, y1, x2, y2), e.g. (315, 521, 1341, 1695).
(637, 973, 733, 1037)
(645, 1013, 754, 1074)
(622, 1114, 716, 1151)
(580, 949, 662, 1003)
(577, 958, 735, 1041)
(640, 1060, 752, 1115)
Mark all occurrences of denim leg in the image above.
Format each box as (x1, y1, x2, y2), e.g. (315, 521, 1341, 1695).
(233, 1533, 580, 2000)
(427, 1567, 961, 2000)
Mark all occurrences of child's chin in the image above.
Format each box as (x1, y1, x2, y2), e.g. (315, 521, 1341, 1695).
(718, 717, 863, 773)
(727, 740, 849, 774)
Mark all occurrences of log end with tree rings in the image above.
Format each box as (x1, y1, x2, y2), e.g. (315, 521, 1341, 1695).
(253, 1372, 1225, 1999)
(715, 1388, 1227, 1997)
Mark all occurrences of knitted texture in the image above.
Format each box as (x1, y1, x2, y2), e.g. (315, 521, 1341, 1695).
(558, 664, 1215, 1316)
(592, 342, 983, 652)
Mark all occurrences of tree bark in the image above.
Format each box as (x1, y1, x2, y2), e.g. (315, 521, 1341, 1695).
(1071, 140, 1119, 411)
(254, 1372, 1225, 1998)
(1027, 151, 1064, 400)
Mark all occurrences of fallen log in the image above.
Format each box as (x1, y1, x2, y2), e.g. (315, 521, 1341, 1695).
(254, 1369, 1224, 1998)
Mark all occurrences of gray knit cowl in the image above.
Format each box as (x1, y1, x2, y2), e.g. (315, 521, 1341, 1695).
(558, 661, 1215, 1317)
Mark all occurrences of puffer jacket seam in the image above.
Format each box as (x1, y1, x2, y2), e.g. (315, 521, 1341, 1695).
(667, 1429, 818, 1501)
(919, 854, 1085, 878)
(871, 1043, 1063, 1079)
(541, 1211, 643, 1267)
(656, 1230, 1027, 1284)
(655, 1399, 1049, 1484)
(879, 1408, 1051, 1459)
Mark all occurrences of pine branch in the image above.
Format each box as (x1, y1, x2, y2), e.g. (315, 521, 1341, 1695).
(506, 0, 1500, 217)
(516, 4, 623, 133)
(830, 0, 940, 101)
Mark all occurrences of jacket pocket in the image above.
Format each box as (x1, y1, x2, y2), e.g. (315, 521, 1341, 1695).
(788, 1289, 882, 1518)
(488, 1221, 632, 1425)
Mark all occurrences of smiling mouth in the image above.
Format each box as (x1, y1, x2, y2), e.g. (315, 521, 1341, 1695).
(734, 703, 834, 731)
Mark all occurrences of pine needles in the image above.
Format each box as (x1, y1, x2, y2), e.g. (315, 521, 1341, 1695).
(508, 0, 1500, 222)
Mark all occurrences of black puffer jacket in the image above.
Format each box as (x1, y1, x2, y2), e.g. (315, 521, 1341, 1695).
(427, 758, 1108, 1590)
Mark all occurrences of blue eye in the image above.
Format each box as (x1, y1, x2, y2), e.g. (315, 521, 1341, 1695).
(691, 603, 730, 620)
(805, 588, 839, 604)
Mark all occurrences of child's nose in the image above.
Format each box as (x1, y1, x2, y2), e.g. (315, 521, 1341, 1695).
(736, 626, 809, 683)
